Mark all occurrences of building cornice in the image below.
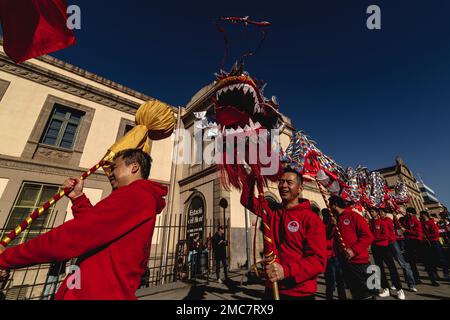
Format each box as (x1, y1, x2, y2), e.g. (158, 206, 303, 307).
(0, 52, 144, 115)
(178, 165, 217, 187)
(0, 51, 179, 115)
(0, 36, 154, 103)
(0, 154, 108, 182)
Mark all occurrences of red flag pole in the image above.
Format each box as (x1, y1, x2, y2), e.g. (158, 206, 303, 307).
(0, 160, 105, 247)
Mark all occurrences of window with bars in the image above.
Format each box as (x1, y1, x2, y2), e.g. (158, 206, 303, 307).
(2, 183, 60, 246)
(41, 104, 84, 150)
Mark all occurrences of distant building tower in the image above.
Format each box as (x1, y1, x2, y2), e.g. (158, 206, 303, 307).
(417, 178, 444, 215)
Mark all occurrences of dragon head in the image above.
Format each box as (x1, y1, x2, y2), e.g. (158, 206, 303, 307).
(212, 63, 282, 132)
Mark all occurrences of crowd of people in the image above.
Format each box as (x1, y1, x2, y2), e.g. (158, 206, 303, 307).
(241, 167, 449, 300)
(322, 201, 449, 300)
(0, 148, 448, 300)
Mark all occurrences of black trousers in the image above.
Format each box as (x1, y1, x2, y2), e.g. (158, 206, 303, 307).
(215, 258, 228, 279)
(372, 245, 403, 290)
(339, 258, 373, 300)
(325, 257, 347, 300)
(420, 241, 446, 283)
(430, 240, 449, 277)
(263, 288, 316, 300)
(405, 239, 422, 282)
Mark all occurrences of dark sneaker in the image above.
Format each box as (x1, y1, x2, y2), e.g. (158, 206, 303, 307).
(431, 282, 440, 287)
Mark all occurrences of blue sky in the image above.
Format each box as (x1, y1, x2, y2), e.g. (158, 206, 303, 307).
(4, 0, 449, 205)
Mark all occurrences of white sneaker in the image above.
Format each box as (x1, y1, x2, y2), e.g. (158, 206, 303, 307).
(397, 289, 406, 300)
(409, 287, 418, 292)
(390, 286, 396, 291)
(217, 279, 222, 284)
(378, 288, 390, 298)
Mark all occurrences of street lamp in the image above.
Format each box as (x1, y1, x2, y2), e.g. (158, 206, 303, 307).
(219, 198, 228, 229)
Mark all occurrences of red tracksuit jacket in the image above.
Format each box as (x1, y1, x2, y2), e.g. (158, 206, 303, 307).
(370, 219, 389, 247)
(0, 179, 167, 300)
(241, 193, 327, 297)
(422, 220, 439, 242)
(382, 217, 396, 244)
(336, 208, 374, 264)
(402, 215, 423, 240)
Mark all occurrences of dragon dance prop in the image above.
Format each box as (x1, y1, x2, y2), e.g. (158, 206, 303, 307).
(391, 181, 410, 205)
(197, 16, 283, 299)
(340, 166, 372, 215)
(282, 131, 348, 250)
(1, 100, 176, 247)
(349, 168, 410, 213)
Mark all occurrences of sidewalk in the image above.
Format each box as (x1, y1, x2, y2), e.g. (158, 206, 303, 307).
(141, 265, 450, 300)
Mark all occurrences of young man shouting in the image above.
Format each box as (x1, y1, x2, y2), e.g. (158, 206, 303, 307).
(0, 149, 167, 300)
(241, 167, 327, 300)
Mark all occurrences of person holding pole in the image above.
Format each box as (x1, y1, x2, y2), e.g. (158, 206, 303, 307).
(0, 149, 168, 300)
(241, 167, 327, 300)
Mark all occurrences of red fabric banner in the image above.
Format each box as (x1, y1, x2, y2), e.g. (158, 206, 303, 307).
(0, 0, 75, 63)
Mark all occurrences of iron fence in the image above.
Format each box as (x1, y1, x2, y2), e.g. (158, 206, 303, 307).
(0, 213, 230, 300)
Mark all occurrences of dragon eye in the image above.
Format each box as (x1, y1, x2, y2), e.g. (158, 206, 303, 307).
(271, 96, 279, 105)
(242, 71, 249, 76)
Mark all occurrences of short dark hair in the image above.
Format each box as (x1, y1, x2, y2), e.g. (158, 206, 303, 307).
(419, 210, 430, 218)
(406, 207, 417, 215)
(321, 208, 331, 223)
(328, 196, 348, 209)
(311, 205, 320, 215)
(114, 149, 152, 179)
(282, 167, 303, 184)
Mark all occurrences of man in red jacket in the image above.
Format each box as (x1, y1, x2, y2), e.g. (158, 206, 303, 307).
(420, 211, 449, 283)
(328, 196, 374, 300)
(241, 167, 327, 300)
(399, 207, 423, 285)
(381, 210, 417, 292)
(368, 209, 405, 299)
(0, 149, 167, 300)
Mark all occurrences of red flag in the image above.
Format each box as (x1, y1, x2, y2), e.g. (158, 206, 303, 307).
(0, 0, 76, 63)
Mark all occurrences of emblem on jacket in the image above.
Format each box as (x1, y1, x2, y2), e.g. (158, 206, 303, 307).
(288, 221, 300, 233)
(344, 219, 351, 226)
